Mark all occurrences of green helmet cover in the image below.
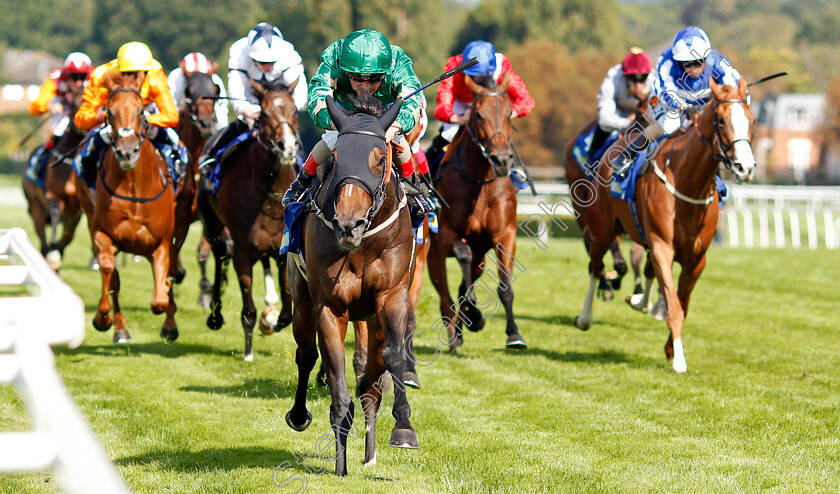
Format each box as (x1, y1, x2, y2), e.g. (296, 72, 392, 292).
(339, 29, 392, 75)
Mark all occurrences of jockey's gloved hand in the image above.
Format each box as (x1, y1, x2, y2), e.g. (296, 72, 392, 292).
(282, 166, 313, 207)
(683, 104, 702, 119)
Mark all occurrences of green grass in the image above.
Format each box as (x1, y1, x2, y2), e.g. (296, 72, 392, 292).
(1, 204, 839, 493)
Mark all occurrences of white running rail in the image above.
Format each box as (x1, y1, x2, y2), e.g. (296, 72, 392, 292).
(0, 228, 130, 493)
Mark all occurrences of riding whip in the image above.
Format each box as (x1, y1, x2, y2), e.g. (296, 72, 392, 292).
(747, 72, 787, 87)
(403, 57, 479, 101)
(18, 115, 51, 147)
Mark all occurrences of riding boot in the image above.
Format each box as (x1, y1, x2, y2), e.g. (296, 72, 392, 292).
(586, 124, 611, 164)
(612, 132, 649, 180)
(401, 174, 434, 223)
(75, 127, 108, 188)
(282, 166, 314, 207)
(198, 118, 249, 168)
(424, 134, 449, 177)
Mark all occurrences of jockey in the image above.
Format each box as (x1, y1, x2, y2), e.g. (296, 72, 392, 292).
(587, 47, 654, 163)
(74, 42, 184, 187)
(613, 26, 745, 176)
(281, 28, 432, 218)
(25, 52, 93, 185)
(425, 40, 535, 189)
(200, 22, 307, 167)
(168, 52, 229, 131)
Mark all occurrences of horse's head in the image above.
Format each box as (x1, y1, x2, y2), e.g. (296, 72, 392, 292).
(183, 68, 221, 138)
(251, 79, 299, 166)
(464, 72, 515, 177)
(325, 95, 400, 251)
(707, 78, 756, 182)
(104, 72, 149, 169)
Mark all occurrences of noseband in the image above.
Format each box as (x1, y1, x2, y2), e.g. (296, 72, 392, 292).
(107, 87, 150, 147)
(696, 98, 751, 171)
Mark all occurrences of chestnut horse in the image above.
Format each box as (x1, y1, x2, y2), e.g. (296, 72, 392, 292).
(197, 79, 298, 360)
(573, 79, 756, 372)
(76, 72, 184, 343)
(428, 72, 526, 352)
(285, 96, 418, 476)
(22, 83, 86, 269)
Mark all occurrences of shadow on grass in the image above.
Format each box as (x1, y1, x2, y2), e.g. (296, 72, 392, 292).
(117, 446, 311, 474)
(182, 378, 331, 401)
(515, 313, 579, 327)
(494, 346, 643, 366)
(55, 341, 273, 360)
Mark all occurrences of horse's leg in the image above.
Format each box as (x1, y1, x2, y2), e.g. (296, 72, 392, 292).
(352, 320, 368, 387)
(170, 179, 193, 286)
(627, 276, 655, 312)
(149, 240, 171, 315)
(648, 236, 685, 372)
(454, 239, 484, 332)
(24, 180, 48, 256)
(493, 236, 526, 348)
(631, 241, 645, 294)
(608, 237, 628, 290)
(110, 269, 130, 343)
(261, 255, 279, 308)
(378, 288, 417, 450)
(574, 232, 612, 331)
(427, 233, 460, 352)
(45, 194, 61, 252)
(275, 253, 294, 330)
(285, 276, 317, 433)
(404, 228, 428, 388)
(56, 201, 82, 257)
(317, 305, 352, 476)
(669, 254, 707, 370)
(232, 249, 257, 361)
(584, 231, 614, 303)
(199, 193, 229, 330)
(358, 316, 385, 466)
(92, 231, 116, 333)
(197, 231, 213, 308)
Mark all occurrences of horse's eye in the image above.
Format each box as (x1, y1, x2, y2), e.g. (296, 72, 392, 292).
(718, 117, 725, 125)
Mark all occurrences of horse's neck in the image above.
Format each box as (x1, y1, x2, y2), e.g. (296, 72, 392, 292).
(458, 134, 494, 183)
(178, 113, 204, 149)
(669, 119, 718, 199)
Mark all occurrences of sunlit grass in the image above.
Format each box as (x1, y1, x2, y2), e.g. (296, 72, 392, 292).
(1, 202, 839, 493)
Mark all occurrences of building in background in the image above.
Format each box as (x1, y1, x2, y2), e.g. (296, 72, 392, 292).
(754, 93, 840, 184)
(0, 49, 63, 115)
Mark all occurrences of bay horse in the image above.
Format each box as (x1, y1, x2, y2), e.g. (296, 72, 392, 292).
(197, 79, 297, 360)
(427, 71, 526, 352)
(22, 82, 86, 269)
(76, 72, 183, 343)
(573, 79, 756, 372)
(285, 95, 418, 476)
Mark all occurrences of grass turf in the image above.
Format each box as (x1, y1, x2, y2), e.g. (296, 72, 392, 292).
(1, 202, 839, 493)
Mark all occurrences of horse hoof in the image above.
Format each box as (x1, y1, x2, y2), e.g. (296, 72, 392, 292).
(403, 371, 421, 389)
(275, 313, 293, 332)
(113, 329, 131, 344)
(573, 316, 592, 331)
(160, 327, 179, 343)
(598, 288, 615, 303)
(651, 299, 666, 321)
(92, 315, 112, 332)
(505, 334, 528, 348)
(243, 352, 254, 362)
(206, 313, 224, 330)
(259, 308, 279, 335)
(625, 294, 647, 313)
(150, 303, 167, 315)
(89, 256, 100, 271)
(614, 261, 628, 279)
(285, 409, 312, 432)
(464, 311, 485, 332)
(45, 250, 62, 271)
(388, 428, 419, 449)
(173, 266, 186, 285)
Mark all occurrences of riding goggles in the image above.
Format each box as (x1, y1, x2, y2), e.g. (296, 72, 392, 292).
(626, 73, 649, 84)
(347, 72, 385, 84)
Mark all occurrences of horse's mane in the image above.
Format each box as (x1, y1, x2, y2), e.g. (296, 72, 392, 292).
(470, 74, 495, 90)
(104, 70, 144, 93)
(347, 95, 385, 117)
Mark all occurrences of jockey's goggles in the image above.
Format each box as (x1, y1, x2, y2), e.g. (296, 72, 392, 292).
(347, 73, 384, 83)
(679, 59, 704, 70)
(626, 74, 649, 84)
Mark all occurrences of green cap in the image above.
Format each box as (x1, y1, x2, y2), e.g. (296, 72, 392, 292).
(339, 29, 392, 75)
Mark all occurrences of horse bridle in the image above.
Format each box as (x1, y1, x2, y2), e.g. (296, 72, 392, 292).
(106, 87, 151, 149)
(256, 90, 300, 166)
(696, 98, 751, 171)
(462, 92, 514, 182)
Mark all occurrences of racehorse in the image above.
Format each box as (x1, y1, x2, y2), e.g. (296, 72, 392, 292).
(285, 96, 418, 476)
(573, 79, 756, 372)
(22, 82, 86, 269)
(197, 79, 297, 360)
(427, 71, 526, 352)
(76, 72, 183, 343)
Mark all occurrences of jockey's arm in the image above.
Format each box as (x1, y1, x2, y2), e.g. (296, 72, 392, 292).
(211, 73, 230, 127)
(146, 70, 179, 128)
(390, 46, 422, 135)
(433, 56, 459, 123)
(501, 58, 535, 119)
(167, 68, 186, 108)
(289, 65, 308, 112)
(307, 40, 342, 130)
(29, 77, 59, 117)
(597, 66, 632, 133)
(654, 58, 688, 113)
(75, 71, 109, 131)
(227, 68, 261, 121)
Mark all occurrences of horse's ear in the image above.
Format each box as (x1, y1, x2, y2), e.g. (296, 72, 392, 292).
(326, 95, 349, 131)
(288, 77, 299, 93)
(379, 97, 402, 131)
(250, 79, 266, 99)
(209, 61, 218, 76)
(709, 78, 723, 100)
(464, 74, 480, 94)
(498, 70, 511, 93)
(737, 77, 747, 98)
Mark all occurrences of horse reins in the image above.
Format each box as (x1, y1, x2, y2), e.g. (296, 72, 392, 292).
(460, 91, 512, 184)
(695, 98, 751, 170)
(256, 91, 300, 167)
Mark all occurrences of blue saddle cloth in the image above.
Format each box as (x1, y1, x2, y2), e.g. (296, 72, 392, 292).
(203, 132, 252, 194)
(25, 144, 49, 188)
(279, 198, 308, 257)
(572, 126, 618, 180)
